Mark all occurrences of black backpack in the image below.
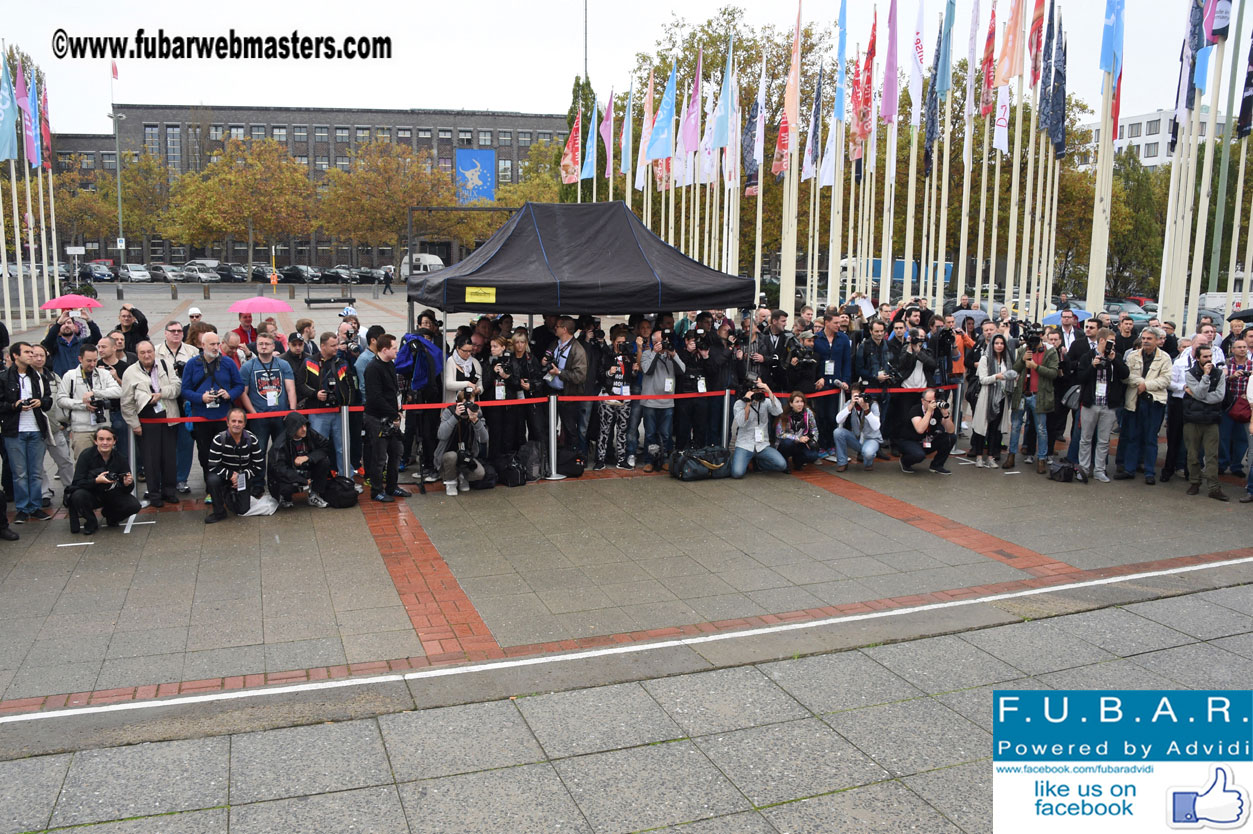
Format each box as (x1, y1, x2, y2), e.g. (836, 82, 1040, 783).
(493, 454, 528, 487)
(323, 475, 360, 508)
(670, 446, 732, 481)
(555, 448, 585, 478)
(1048, 460, 1076, 483)
(468, 460, 498, 490)
(517, 440, 548, 481)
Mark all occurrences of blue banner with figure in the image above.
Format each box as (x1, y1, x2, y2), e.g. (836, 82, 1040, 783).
(455, 148, 496, 203)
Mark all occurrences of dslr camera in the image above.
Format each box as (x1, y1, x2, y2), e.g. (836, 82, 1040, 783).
(377, 418, 402, 440)
(659, 330, 674, 352)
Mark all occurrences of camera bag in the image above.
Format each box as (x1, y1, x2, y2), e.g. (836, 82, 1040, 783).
(493, 454, 528, 487)
(323, 475, 360, 508)
(1047, 460, 1076, 483)
(517, 441, 548, 481)
(469, 460, 498, 490)
(555, 448, 585, 478)
(669, 446, 732, 481)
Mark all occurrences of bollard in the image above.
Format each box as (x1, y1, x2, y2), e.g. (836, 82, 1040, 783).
(255, 284, 263, 296)
(721, 390, 732, 448)
(115, 284, 124, 301)
(202, 284, 210, 300)
(339, 405, 352, 478)
(288, 284, 296, 300)
(372, 282, 380, 300)
(544, 395, 566, 480)
(170, 285, 178, 301)
(128, 433, 141, 507)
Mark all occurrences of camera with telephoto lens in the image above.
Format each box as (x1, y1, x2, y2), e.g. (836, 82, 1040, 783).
(693, 328, 712, 350)
(659, 330, 674, 352)
(377, 418, 402, 440)
(792, 346, 816, 366)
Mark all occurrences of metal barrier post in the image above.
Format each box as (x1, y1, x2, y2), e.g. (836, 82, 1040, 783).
(339, 405, 352, 478)
(721, 390, 732, 448)
(128, 433, 141, 505)
(170, 285, 178, 301)
(544, 394, 566, 480)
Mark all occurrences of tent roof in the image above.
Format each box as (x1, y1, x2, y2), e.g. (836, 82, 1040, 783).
(407, 201, 753, 313)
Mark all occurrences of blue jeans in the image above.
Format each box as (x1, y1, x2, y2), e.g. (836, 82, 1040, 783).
(308, 412, 344, 472)
(1124, 398, 1167, 478)
(1219, 414, 1249, 474)
(1009, 394, 1049, 459)
(730, 445, 788, 478)
(5, 432, 46, 514)
(832, 428, 880, 467)
(641, 407, 673, 464)
(249, 415, 284, 479)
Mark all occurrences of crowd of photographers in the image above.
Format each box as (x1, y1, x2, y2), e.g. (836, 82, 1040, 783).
(0, 296, 1246, 539)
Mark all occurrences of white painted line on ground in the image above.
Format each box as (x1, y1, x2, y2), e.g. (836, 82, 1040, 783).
(2, 554, 1249, 725)
(56, 542, 94, 548)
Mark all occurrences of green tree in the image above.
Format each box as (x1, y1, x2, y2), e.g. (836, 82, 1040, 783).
(94, 153, 170, 263)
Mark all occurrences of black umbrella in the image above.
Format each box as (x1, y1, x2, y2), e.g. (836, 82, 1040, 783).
(1227, 308, 1253, 323)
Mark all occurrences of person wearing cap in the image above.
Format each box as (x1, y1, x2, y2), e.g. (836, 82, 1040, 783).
(185, 307, 204, 334)
(785, 328, 824, 396)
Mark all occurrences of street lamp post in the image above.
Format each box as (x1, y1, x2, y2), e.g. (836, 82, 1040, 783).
(107, 110, 126, 268)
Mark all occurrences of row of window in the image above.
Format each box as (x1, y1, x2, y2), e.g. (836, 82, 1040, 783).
(195, 124, 551, 147)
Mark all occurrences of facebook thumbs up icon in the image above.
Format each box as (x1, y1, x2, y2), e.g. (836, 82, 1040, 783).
(1170, 766, 1249, 829)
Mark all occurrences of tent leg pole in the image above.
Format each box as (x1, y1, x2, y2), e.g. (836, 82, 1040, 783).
(721, 390, 732, 449)
(407, 300, 414, 335)
(340, 405, 352, 478)
(544, 394, 566, 481)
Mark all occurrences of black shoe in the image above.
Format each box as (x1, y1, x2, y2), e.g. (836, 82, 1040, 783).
(1144, 475, 1156, 485)
(82, 520, 98, 535)
(389, 488, 411, 498)
(876, 449, 891, 461)
(593, 461, 607, 471)
(1159, 472, 1173, 483)
(900, 461, 915, 474)
(930, 466, 953, 475)
(162, 494, 179, 504)
(372, 493, 394, 503)
(0, 528, 17, 541)
(13, 512, 28, 524)
(1209, 489, 1230, 502)
(1112, 469, 1133, 481)
(40, 496, 51, 508)
(204, 513, 227, 524)
(69, 513, 80, 534)
(30, 510, 52, 521)
(148, 498, 164, 509)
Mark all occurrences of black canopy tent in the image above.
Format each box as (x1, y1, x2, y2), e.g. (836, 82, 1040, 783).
(406, 201, 754, 314)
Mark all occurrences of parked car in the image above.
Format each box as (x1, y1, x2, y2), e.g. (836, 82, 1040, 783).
(119, 264, 152, 282)
(181, 263, 219, 283)
(1104, 299, 1151, 322)
(213, 263, 249, 283)
(146, 263, 183, 282)
(356, 268, 385, 284)
(251, 265, 275, 282)
(323, 265, 357, 283)
(278, 265, 319, 284)
(80, 263, 113, 282)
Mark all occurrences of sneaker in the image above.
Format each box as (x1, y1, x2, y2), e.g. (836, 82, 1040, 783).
(443, 481, 458, 497)
(177, 481, 191, 494)
(458, 475, 469, 491)
(987, 458, 1001, 469)
(975, 457, 987, 468)
(422, 469, 440, 484)
(279, 499, 294, 509)
(616, 460, 632, 470)
(353, 483, 364, 494)
(1024, 455, 1035, 464)
(205, 495, 213, 505)
(13, 512, 28, 524)
(929, 466, 953, 475)
(30, 510, 52, 521)
(627, 454, 636, 468)
(593, 460, 607, 471)
(389, 488, 411, 498)
(307, 492, 329, 508)
(1094, 471, 1110, 482)
(371, 492, 394, 503)
(899, 461, 915, 474)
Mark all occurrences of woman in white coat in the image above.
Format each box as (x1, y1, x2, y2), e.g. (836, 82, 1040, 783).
(971, 334, 1015, 469)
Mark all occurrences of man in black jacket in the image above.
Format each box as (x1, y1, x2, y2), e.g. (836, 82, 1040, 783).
(115, 304, 149, 355)
(205, 408, 264, 523)
(66, 426, 141, 534)
(1074, 328, 1129, 482)
(268, 412, 332, 508)
(1, 342, 54, 523)
(364, 335, 410, 503)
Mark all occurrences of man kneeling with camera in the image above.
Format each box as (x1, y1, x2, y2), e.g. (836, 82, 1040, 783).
(897, 388, 956, 475)
(435, 390, 490, 496)
(67, 426, 142, 534)
(268, 412, 332, 508)
(730, 378, 788, 479)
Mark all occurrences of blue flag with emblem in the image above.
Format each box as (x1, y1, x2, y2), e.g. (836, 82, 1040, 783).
(580, 98, 598, 179)
(1039, 0, 1055, 132)
(646, 63, 677, 161)
(0, 60, 17, 162)
(454, 148, 496, 203)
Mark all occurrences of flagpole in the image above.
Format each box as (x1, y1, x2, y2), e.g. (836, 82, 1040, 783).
(928, 160, 941, 305)
(1223, 137, 1246, 322)
(881, 121, 898, 306)
(989, 138, 1002, 311)
(21, 141, 42, 321)
(955, 104, 974, 308)
(693, 153, 701, 261)
(0, 165, 11, 332)
(1209, 0, 1247, 294)
(862, 156, 874, 296)
(936, 97, 953, 311)
(1170, 104, 1204, 322)
(1018, 83, 1039, 321)
(1044, 151, 1060, 306)
(846, 163, 858, 300)
(6, 161, 25, 330)
(1164, 108, 1197, 323)
(919, 168, 932, 300)
(1240, 141, 1253, 314)
(1024, 122, 1044, 319)
(46, 166, 61, 299)
(902, 123, 920, 302)
(1159, 122, 1183, 301)
(1029, 138, 1051, 317)
(1085, 69, 1115, 312)
(1186, 37, 1227, 329)
(679, 165, 687, 253)
(974, 114, 991, 309)
(36, 165, 51, 308)
(1005, 64, 1026, 314)
(827, 121, 845, 309)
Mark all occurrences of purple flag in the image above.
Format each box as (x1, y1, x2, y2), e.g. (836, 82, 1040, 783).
(14, 62, 38, 165)
(599, 89, 615, 178)
(881, 0, 900, 123)
(680, 50, 703, 153)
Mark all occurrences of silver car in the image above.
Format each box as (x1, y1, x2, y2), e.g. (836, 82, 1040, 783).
(120, 264, 151, 282)
(181, 264, 219, 283)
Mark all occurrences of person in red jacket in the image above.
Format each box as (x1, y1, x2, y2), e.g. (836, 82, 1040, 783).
(231, 313, 257, 347)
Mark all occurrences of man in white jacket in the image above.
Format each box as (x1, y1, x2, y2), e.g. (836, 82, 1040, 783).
(57, 344, 123, 458)
(121, 341, 183, 507)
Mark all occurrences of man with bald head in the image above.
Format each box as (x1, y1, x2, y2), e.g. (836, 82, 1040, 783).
(182, 330, 244, 500)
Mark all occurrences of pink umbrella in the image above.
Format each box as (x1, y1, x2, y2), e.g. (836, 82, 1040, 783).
(41, 294, 103, 310)
(228, 297, 294, 314)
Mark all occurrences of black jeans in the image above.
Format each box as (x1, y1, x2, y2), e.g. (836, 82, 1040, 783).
(68, 486, 142, 526)
(365, 414, 402, 494)
(1163, 396, 1186, 475)
(139, 421, 178, 500)
(271, 456, 332, 501)
(898, 433, 954, 470)
(193, 420, 226, 488)
(206, 472, 253, 517)
(673, 397, 709, 450)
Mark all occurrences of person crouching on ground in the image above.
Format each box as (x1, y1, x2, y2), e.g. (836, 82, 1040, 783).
(775, 391, 820, 472)
(434, 389, 490, 496)
(205, 407, 264, 523)
(268, 411, 332, 509)
(730, 379, 787, 478)
(67, 426, 141, 534)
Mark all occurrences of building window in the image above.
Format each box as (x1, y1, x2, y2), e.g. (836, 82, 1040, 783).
(458, 129, 473, 146)
(376, 127, 390, 143)
(356, 127, 370, 143)
(478, 130, 492, 146)
(295, 155, 309, 165)
(336, 156, 350, 171)
(250, 125, 266, 140)
(557, 133, 567, 144)
(438, 156, 452, 173)
(537, 130, 553, 142)
(438, 128, 452, 140)
(418, 128, 432, 139)
(1147, 119, 1161, 135)
(1145, 142, 1159, 157)
(101, 152, 116, 171)
(293, 125, 308, 142)
(209, 124, 224, 141)
(315, 155, 329, 170)
(1200, 122, 1207, 137)
(144, 124, 160, 156)
(272, 126, 287, 142)
(57, 152, 74, 169)
(498, 159, 513, 183)
(166, 125, 182, 171)
(498, 130, 512, 146)
(80, 155, 96, 170)
(1128, 122, 1141, 138)
(229, 124, 245, 141)
(314, 126, 329, 142)
(1118, 125, 1125, 140)
(397, 127, 412, 140)
(335, 126, 350, 142)
(518, 130, 532, 147)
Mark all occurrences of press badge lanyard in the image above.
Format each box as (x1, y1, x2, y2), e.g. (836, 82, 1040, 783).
(257, 358, 280, 407)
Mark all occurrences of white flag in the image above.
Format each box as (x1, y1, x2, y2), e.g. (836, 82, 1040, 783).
(753, 60, 766, 168)
(909, 0, 926, 127)
(819, 112, 840, 187)
(700, 78, 718, 181)
(966, 0, 981, 120)
(993, 85, 1010, 153)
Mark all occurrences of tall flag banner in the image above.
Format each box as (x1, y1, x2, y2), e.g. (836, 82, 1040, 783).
(981, 2, 999, 116)
(937, 0, 957, 101)
(620, 84, 634, 177)
(965, 0, 982, 119)
(723, 75, 741, 183)
(860, 11, 878, 140)
(995, 0, 1026, 85)
(745, 58, 766, 195)
(0, 58, 18, 162)
(674, 91, 690, 187)
(819, 97, 840, 186)
(1038, 0, 1056, 131)
(802, 66, 824, 181)
(783, 1, 802, 150)
(923, 22, 943, 175)
(712, 36, 736, 148)
(15, 63, 38, 165)
(561, 112, 582, 184)
(1205, 0, 1232, 42)
(681, 51, 702, 153)
(910, 1, 926, 127)
(28, 81, 41, 170)
(1049, 36, 1067, 156)
(580, 99, 598, 180)
(851, 50, 867, 143)
(599, 90, 615, 178)
(634, 70, 654, 191)
(39, 84, 52, 169)
(849, 58, 864, 182)
(1028, 0, 1046, 85)
(772, 114, 792, 178)
(994, 85, 1011, 152)
(1186, 0, 1207, 111)
(836, 0, 849, 121)
(882, 0, 900, 123)
(1195, 44, 1215, 94)
(645, 63, 677, 161)
(1239, 29, 1253, 137)
(700, 79, 717, 180)
(1100, 0, 1125, 135)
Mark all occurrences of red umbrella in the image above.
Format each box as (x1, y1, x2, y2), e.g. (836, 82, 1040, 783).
(228, 297, 294, 314)
(41, 294, 103, 310)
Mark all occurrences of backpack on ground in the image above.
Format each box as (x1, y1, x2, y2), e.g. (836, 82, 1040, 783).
(469, 460, 498, 490)
(493, 453, 528, 487)
(323, 475, 360, 508)
(555, 447, 585, 478)
(517, 440, 548, 481)
(669, 446, 732, 481)
(1048, 460, 1076, 483)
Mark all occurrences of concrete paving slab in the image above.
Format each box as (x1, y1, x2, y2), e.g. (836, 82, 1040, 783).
(229, 719, 392, 804)
(1045, 605, 1197, 657)
(54, 808, 228, 833)
(1123, 595, 1253, 640)
(229, 784, 409, 834)
(863, 635, 1023, 695)
(824, 698, 991, 777)
(763, 779, 964, 834)
(516, 682, 683, 758)
(399, 763, 591, 834)
(0, 752, 70, 834)
(380, 701, 544, 781)
(760, 651, 924, 714)
(904, 761, 993, 834)
(958, 620, 1117, 676)
(642, 666, 809, 737)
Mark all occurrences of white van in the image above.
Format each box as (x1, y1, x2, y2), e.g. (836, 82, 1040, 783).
(399, 253, 444, 279)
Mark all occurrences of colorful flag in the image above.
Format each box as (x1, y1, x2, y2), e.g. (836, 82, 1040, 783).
(600, 90, 615, 179)
(1028, 0, 1046, 85)
(882, 0, 900, 123)
(819, 95, 840, 187)
(111, 61, 118, 80)
(859, 11, 878, 140)
(39, 84, 52, 169)
(772, 112, 792, 178)
(561, 112, 582, 185)
(646, 63, 677, 161)
(937, 0, 957, 101)
(850, 51, 866, 142)
(20, 68, 39, 167)
(802, 66, 824, 181)
(745, 57, 766, 196)
(924, 23, 942, 175)
(634, 69, 654, 191)
(836, 0, 849, 122)
(580, 99, 598, 180)
(305, 359, 320, 376)
(0, 58, 18, 163)
(994, 85, 1011, 153)
(1038, 0, 1055, 132)
(1239, 31, 1253, 138)
(1195, 44, 1215, 94)
(783, 1, 802, 150)
(674, 90, 690, 187)
(723, 79, 740, 183)
(980, 2, 998, 116)
(620, 83, 634, 178)
(1049, 37, 1067, 156)
(1204, 0, 1232, 42)
(712, 37, 736, 149)
(681, 50, 703, 153)
(995, 0, 1025, 86)
(965, 0, 981, 119)
(1100, 0, 1125, 82)
(910, 1, 926, 127)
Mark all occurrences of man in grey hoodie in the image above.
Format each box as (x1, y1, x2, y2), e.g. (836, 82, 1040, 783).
(640, 329, 685, 473)
(1182, 345, 1229, 501)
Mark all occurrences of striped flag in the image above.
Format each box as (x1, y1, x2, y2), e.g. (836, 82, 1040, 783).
(634, 70, 654, 192)
(599, 90, 615, 179)
(620, 84, 634, 178)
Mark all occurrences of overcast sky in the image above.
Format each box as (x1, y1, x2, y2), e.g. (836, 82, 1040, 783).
(9, 1, 1212, 135)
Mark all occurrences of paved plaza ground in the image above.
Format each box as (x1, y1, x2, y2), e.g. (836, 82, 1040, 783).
(0, 285, 1247, 832)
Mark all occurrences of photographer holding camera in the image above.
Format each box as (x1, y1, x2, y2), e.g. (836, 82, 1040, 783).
(885, 327, 937, 446)
(1181, 345, 1229, 501)
(204, 408, 265, 524)
(1006, 325, 1059, 473)
(434, 389, 490, 496)
(58, 344, 123, 459)
(674, 329, 711, 451)
(898, 389, 957, 474)
(66, 426, 141, 534)
(775, 391, 820, 472)
(267, 412, 332, 509)
(364, 335, 411, 503)
(156, 321, 198, 495)
(785, 329, 823, 395)
(640, 328, 685, 472)
(751, 309, 793, 393)
(1073, 327, 1129, 482)
(832, 382, 884, 471)
(595, 330, 636, 470)
(730, 378, 787, 478)
(182, 331, 245, 500)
